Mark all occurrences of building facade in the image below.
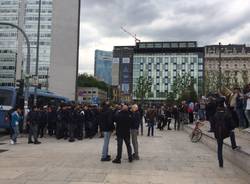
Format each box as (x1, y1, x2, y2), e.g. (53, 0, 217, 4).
(112, 46, 134, 102)
(0, 0, 80, 100)
(0, 0, 53, 87)
(48, 0, 80, 100)
(77, 87, 107, 104)
(0, 50, 17, 86)
(133, 42, 204, 101)
(94, 50, 112, 85)
(205, 44, 250, 90)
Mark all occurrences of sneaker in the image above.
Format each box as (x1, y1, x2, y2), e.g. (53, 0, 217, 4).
(10, 140, 14, 145)
(112, 159, 121, 164)
(28, 141, 34, 144)
(101, 157, 111, 162)
(34, 141, 41, 144)
(132, 154, 140, 160)
(232, 146, 241, 151)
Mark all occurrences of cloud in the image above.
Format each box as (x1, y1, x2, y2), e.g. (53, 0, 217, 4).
(79, 0, 250, 74)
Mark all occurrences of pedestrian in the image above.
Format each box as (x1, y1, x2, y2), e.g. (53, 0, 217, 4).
(138, 104, 144, 135)
(131, 104, 140, 160)
(100, 102, 115, 162)
(10, 107, 22, 145)
(211, 98, 241, 168)
(172, 105, 180, 130)
(112, 104, 133, 164)
(188, 101, 194, 124)
(27, 106, 41, 144)
(146, 107, 156, 136)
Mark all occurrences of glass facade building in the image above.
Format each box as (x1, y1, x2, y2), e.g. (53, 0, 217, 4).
(94, 50, 112, 85)
(133, 42, 204, 101)
(0, 50, 17, 86)
(0, 0, 53, 87)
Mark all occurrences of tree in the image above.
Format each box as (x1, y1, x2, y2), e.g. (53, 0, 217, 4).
(134, 76, 152, 104)
(166, 72, 198, 103)
(77, 73, 109, 92)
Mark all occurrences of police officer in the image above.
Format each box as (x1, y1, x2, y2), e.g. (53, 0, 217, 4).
(27, 106, 41, 144)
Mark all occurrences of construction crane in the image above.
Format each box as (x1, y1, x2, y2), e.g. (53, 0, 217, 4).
(121, 26, 141, 44)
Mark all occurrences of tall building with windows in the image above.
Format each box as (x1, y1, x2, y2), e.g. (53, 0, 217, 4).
(0, 0, 80, 100)
(205, 44, 250, 89)
(112, 46, 134, 102)
(133, 41, 204, 101)
(0, 0, 19, 86)
(0, 0, 53, 87)
(94, 50, 112, 85)
(0, 50, 17, 86)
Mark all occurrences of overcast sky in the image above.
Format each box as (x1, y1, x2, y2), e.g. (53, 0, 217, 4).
(79, 0, 250, 74)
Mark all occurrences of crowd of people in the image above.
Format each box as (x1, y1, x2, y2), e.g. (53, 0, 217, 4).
(8, 84, 250, 166)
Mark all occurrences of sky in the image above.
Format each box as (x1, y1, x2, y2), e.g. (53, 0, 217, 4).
(79, 0, 250, 75)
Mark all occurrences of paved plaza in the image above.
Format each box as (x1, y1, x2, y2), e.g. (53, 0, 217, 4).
(0, 129, 249, 184)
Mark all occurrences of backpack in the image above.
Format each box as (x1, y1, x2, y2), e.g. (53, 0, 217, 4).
(213, 111, 230, 140)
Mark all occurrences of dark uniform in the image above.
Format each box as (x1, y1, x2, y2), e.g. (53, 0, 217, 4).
(27, 107, 41, 144)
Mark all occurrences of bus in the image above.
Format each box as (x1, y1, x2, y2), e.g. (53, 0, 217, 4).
(0, 86, 69, 129)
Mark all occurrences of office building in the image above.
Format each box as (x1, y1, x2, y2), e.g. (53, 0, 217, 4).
(112, 46, 134, 102)
(133, 41, 204, 101)
(48, 0, 80, 100)
(77, 87, 107, 104)
(94, 50, 112, 85)
(0, 50, 17, 86)
(0, 0, 80, 100)
(0, 0, 53, 87)
(205, 44, 250, 89)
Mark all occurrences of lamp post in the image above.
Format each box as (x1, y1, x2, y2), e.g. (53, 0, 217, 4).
(34, 0, 42, 106)
(218, 42, 222, 92)
(0, 22, 31, 123)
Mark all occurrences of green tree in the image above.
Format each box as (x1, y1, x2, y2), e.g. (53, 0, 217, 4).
(134, 76, 152, 104)
(77, 73, 109, 92)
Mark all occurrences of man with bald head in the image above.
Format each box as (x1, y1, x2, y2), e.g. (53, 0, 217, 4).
(112, 104, 133, 164)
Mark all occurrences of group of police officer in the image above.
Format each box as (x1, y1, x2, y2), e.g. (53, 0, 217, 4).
(25, 103, 101, 143)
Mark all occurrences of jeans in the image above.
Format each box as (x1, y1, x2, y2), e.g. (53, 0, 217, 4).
(245, 110, 250, 128)
(148, 121, 154, 136)
(236, 109, 246, 128)
(131, 129, 139, 157)
(217, 131, 237, 167)
(101, 131, 111, 158)
(11, 125, 19, 143)
(116, 135, 132, 160)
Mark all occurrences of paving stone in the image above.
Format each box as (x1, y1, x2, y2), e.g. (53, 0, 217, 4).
(0, 126, 249, 184)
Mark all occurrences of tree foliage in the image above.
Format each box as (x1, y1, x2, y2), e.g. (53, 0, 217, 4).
(77, 73, 108, 91)
(134, 76, 152, 103)
(205, 70, 249, 94)
(166, 73, 197, 103)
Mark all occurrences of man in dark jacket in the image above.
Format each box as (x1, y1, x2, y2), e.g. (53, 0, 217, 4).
(100, 102, 114, 161)
(27, 106, 41, 144)
(211, 99, 240, 168)
(112, 104, 133, 164)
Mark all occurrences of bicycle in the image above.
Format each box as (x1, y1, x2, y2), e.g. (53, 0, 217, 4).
(190, 121, 203, 143)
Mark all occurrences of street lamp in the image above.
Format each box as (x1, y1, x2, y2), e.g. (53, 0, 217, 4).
(0, 22, 31, 123)
(34, 0, 42, 106)
(218, 42, 222, 92)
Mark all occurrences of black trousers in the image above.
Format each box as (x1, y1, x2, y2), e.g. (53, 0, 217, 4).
(174, 118, 180, 130)
(116, 135, 132, 160)
(216, 131, 237, 167)
(189, 112, 194, 124)
(28, 124, 38, 142)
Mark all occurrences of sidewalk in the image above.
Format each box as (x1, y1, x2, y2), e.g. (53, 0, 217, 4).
(0, 127, 249, 184)
(184, 121, 250, 174)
